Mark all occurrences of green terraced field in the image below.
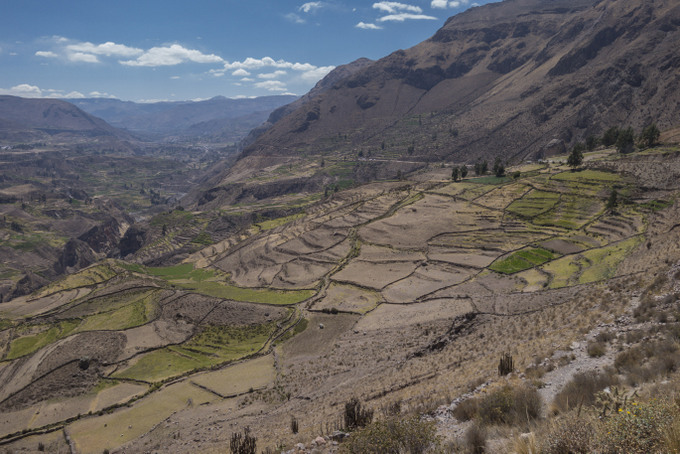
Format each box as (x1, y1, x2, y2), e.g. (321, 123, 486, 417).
(533, 195, 604, 229)
(507, 190, 561, 218)
(4, 320, 79, 360)
(490, 247, 558, 274)
(113, 323, 277, 382)
(256, 213, 306, 231)
(72, 290, 157, 332)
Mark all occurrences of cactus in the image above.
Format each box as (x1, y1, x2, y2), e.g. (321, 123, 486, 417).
(498, 353, 514, 376)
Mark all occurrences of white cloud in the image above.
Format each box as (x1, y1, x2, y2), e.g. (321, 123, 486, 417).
(377, 13, 437, 21)
(35, 50, 58, 58)
(430, 0, 468, 8)
(62, 91, 86, 99)
(258, 70, 288, 79)
(66, 41, 143, 57)
(232, 68, 251, 77)
(301, 66, 335, 81)
(0, 84, 85, 99)
(299, 2, 323, 13)
(254, 80, 288, 92)
(240, 77, 255, 82)
(223, 57, 319, 72)
(89, 91, 117, 98)
(285, 13, 306, 24)
(170, 76, 181, 80)
(120, 44, 223, 67)
(68, 52, 100, 63)
(356, 22, 383, 29)
(0, 84, 43, 97)
(373, 2, 422, 14)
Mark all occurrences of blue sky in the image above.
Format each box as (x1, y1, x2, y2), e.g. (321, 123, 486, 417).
(0, 0, 497, 102)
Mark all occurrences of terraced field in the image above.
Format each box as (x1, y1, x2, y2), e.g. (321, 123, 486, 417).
(1, 150, 678, 453)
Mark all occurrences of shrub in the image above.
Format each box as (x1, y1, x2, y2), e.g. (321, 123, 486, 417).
(340, 415, 440, 454)
(477, 383, 542, 426)
(290, 415, 298, 434)
(596, 400, 675, 454)
(587, 341, 606, 358)
(344, 398, 374, 430)
(541, 416, 594, 454)
(552, 371, 618, 413)
(464, 424, 487, 454)
(452, 397, 479, 421)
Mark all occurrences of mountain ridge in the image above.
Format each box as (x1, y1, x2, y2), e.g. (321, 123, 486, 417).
(230, 0, 679, 176)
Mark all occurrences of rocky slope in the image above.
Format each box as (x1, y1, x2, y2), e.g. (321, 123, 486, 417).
(233, 0, 680, 172)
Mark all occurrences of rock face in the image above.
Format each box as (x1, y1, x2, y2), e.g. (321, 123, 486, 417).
(233, 0, 680, 170)
(55, 238, 98, 275)
(9, 271, 49, 300)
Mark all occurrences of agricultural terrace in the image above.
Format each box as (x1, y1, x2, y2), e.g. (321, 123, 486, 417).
(0, 154, 673, 453)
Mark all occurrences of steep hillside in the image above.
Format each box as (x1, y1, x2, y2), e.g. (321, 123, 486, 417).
(0, 96, 130, 142)
(235, 0, 680, 172)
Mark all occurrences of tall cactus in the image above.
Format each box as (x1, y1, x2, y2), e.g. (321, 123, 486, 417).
(498, 353, 514, 376)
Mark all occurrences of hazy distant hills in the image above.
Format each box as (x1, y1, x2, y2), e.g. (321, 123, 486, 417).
(0, 95, 131, 143)
(240, 0, 680, 165)
(70, 95, 297, 142)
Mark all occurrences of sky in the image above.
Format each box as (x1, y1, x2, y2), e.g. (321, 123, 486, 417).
(0, 0, 498, 102)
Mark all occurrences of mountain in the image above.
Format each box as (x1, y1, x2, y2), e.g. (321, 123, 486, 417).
(70, 95, 298, 142)
(241, 58, 374, 148)
(234, 0, 680, 172)
(0, 96, 131, 142)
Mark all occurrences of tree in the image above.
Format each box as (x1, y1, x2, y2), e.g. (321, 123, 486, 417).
(639, 123, 660, 148)
(493, 158, 505, 177)
(567, 145, 583, 169)
(607, 189, 618, 211)
(586, 135, 599, 151)
(451, 167, 459, 181)
(481, 160, 489, 175)
(474, 162, 482, 176)
(602, 127, 620, 147)
(616, 127, 636, 154)
(460, 166, 468, 178)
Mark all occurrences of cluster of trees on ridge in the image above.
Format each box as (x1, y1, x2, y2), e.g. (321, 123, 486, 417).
(568, 123, 661, 169)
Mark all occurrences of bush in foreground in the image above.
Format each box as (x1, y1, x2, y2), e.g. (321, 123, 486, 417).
(340, 415, 441, 454)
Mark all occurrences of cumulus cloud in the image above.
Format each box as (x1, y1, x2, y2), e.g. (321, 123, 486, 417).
(35, 50, 58, 58)
(373, 2, 422, 14)
(88, 91, 117, 98)
(232, 68, 251, 77)
(377, 13, 437, 21)
(68, 52, 100, 63)
(356, 22, 383, 29)
(224, 57, 310, 71)
(120, 44, 223, 67)
(0, 84, 86, 99)
(430, 0, 468, 8)
(301, 66, 335, 81)
(0, 84, 43, 97)
(66, 41, 143, 57)
(258, 70, 288, 79)
(254, 80, 288, 92)
(299, 2, 323, 13)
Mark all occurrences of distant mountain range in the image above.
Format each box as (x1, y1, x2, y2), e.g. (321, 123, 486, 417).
(235, 0, 680, 168)
(0, 95, 131, 143)
(69, 95, 297, 142)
